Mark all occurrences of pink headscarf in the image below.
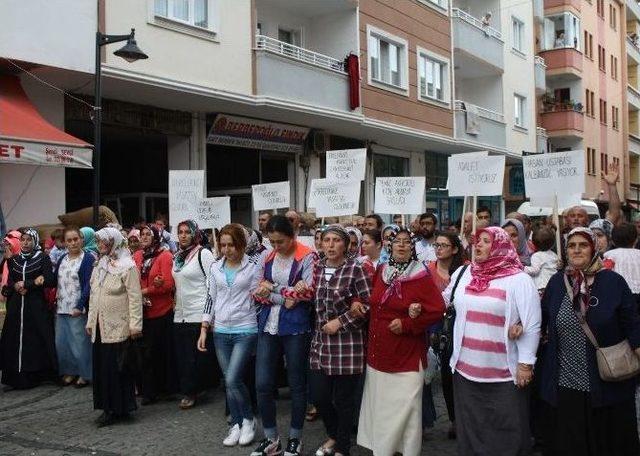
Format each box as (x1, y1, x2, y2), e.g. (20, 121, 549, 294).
(466, 226, 523, 293)
(2, 231, 22, 297)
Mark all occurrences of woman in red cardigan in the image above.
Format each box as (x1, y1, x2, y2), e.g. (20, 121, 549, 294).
(133, 224, 177, 405)
(357, 226, 445, 456)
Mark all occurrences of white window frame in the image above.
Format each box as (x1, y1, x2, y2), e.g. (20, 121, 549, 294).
(514, 93, 527, 130)
(416, 46, 451, 107)
(511, 16, 525, 56)
(417, 0, 449, 15)
(366, 25, 409, 95)
(150, 0, 217, 39)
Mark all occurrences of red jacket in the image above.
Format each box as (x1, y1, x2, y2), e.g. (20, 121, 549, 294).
(367, 264, 445, 373)
(133, 249, 175, 319)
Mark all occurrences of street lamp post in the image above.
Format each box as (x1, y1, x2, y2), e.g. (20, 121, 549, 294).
(93, 28, 148, 228)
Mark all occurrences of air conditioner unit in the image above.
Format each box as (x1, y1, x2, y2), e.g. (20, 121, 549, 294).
(311, 130, 329, 153)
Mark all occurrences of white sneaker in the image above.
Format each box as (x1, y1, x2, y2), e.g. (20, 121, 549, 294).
(239, 418, 256, 446)
(223, 424, 241, 446)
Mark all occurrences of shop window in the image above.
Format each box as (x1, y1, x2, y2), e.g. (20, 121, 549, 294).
(154, 0, 211, 29)
(367, 25, 408, 92)
(417, 48, 450, 105)
(542, 13, 580, 51)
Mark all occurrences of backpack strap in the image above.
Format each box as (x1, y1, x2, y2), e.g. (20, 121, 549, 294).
(450, 264, 470, 307)
(198, 248, 205, 277)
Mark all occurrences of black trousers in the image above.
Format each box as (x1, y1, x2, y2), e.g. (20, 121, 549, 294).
(174, 322, 204, 397)
(309, 370, 361, 456)
(440, 354, 455, 422)
(140, 312, 177, 399)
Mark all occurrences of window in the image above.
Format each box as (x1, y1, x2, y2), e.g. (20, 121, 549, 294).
(419, 0, 448, 11)
(587, 148, 597, 176)
(600, 152, 609, 174)
(278, 28, 301, 47)
(611, 55, 618, 79)
(612, 106, 619, 129)
(597, 0, 605, 18)
(600, 99, 607, 124)
(584, 31, 594, 59)
(367, 26, 408, 91)
(543, 12, 580, 51)
(514, 94, 526, 128)
(598, 45, 606, 72)
(585, 89, 596, 117)
(512, 17, 524, 53)
(154, 0, 209, 29)
(417, 48, 450, 104)
(609, 4, 617, 29)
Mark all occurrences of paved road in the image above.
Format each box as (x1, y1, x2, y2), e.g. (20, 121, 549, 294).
(0, 380, 458, 456)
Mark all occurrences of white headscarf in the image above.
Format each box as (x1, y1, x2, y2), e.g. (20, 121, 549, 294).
(94, 227, 136, 284)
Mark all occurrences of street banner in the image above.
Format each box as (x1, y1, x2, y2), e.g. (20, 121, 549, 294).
(252, 181, 290, 211)
(374, 176, 426, 215)
(523, 150, 585, 203)
(447, 154, 505, 197)
(195, 197, 230, 230)
(325, 148, 367, 182)
(169, 170, 205, 234)
(309, 179, 361, 217)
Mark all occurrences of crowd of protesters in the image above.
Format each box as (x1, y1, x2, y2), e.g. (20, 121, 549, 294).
(1, 166, 640, 456)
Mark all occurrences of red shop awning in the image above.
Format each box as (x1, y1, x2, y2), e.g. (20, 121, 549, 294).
(0, 75, 92, 169)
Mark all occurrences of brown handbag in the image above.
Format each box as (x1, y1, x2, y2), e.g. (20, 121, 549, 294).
(563, 275, 640, 382)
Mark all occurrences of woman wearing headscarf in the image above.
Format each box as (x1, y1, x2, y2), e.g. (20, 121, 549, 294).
(379, 224, 399, 265)
(444, 226, 541, 455)
(133, 224, 177, 405)
(1, 231, 21, 305)
(345, 226, 363, 260)
(502, 218, 532, 266)
(539, 227, 640, 455)
(172, 220, 215, 409)
(0, 228, 57, 390)
(87, 227, 142, 427)
(357, 226, 445, 456)
(80, 227, 98, 255)
(588, 218, 613, 257)
(127, 229, 142, 255)
(53, 227, 95, 388)
(305, 225, 370, 456)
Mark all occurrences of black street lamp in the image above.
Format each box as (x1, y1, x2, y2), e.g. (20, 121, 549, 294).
(93, 28, 148, 227)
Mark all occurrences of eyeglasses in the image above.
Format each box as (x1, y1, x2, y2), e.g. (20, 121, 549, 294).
(434, 243, 452, 249)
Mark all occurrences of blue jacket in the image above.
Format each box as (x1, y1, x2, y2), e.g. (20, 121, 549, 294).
(539, 269, 640, 407)
(257, 242, 314, 336)
(54, 251, 95, 312)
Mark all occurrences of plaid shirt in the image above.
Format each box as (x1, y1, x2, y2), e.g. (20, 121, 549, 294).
(310, 258, 371, 375)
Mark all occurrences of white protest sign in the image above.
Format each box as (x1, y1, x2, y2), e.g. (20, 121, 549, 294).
(374, 177, 426, 214)
(309, 179, 361, 217)
(447, 154, 505, 196)
(195, 197, 231, 229)
(252, 181, 290, 211)
(169, 170, 205, 234)
(523, 150, 585, 200)
(325, 148, 367, 182)
(529, 193, 582, 209)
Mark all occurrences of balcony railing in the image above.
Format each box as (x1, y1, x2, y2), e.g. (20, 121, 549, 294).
(629, 84, 640, 109)
(454, 100, 505, 122)
(255, 35, 346, 74)
(451, 8, 503, 42)
(627, 36, 640, 64)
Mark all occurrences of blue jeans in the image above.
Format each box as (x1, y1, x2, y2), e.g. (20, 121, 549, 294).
(255, 332, 309, 439)
(55, 314, 92, 381)
(213, 332, 257, 426)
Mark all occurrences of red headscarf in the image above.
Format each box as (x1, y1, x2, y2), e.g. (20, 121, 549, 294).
(466, 226, 523, 293)
(3, 231, 21, 256)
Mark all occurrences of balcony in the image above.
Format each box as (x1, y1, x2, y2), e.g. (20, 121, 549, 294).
(630, 134, 640, 156)
(452, 8, 504, 74)
(544, 0, 581, 11)
(534, 0, 544, 22)
(254, 35, 351, 112)
(539, 47, 582, 78)
(536, 127, 549, 153)
(628, 0, 640, 21)
(628, 36, 640, 65)
(629, 85, 640, 111)
(454, 100, 507, 149)
(535, 56, 547, 95)
(539, 105, 584, 139)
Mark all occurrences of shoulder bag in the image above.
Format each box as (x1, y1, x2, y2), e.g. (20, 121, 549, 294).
(439, 264, 469, 361)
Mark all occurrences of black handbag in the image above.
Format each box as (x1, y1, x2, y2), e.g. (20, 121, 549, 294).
(439, 264, 469, 361)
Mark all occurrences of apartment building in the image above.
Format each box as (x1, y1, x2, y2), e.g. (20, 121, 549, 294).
(537, 0, 626, 209)
(625, 0, 640, 211)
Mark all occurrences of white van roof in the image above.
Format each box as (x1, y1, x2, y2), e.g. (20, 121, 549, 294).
(517, 200, 600, 217)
